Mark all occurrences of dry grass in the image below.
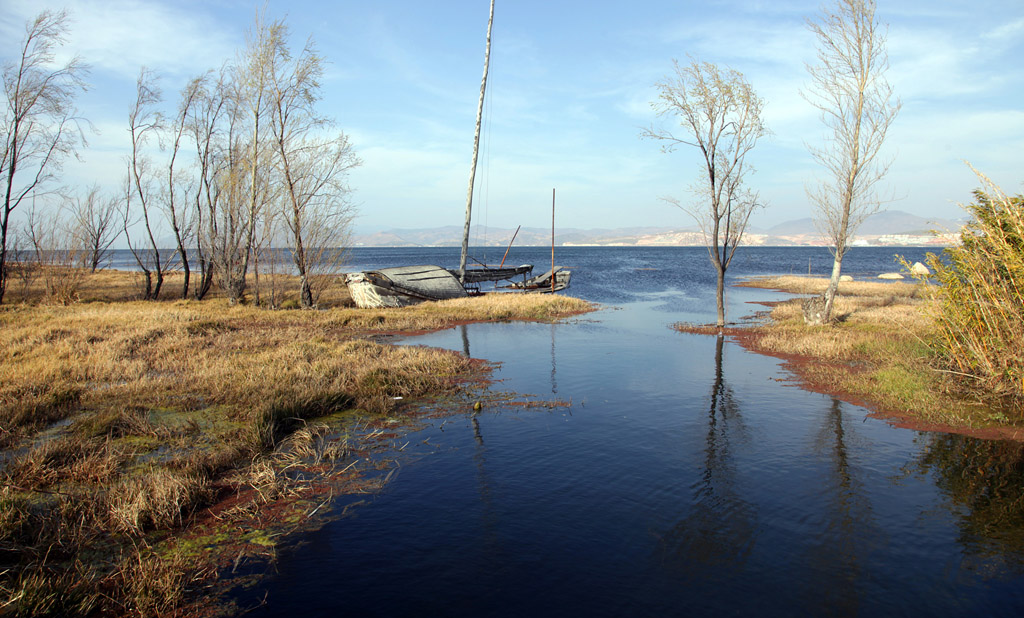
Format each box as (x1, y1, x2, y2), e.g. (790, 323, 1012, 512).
(0, 268, 594, 616)
(738, 274, 922, 299)
(107, 470, 214, 534)
(722, 275, 1005, 428)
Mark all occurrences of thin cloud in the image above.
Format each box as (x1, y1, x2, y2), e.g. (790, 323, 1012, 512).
(982, 16, 1024, 40)
(3, 0, 238, 80)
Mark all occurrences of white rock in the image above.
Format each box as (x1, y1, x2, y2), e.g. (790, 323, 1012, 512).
(910, 261, 930, 276)
(839, 275, 854, 282)
(878, 273, 904, 280)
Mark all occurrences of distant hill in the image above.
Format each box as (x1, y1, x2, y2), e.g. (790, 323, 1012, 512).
(352, 210, 963, 248)
(354, 225, 693, 248)
(765, 211, 962, 237)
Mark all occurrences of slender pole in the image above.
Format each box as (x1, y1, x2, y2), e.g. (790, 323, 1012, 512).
(499, 224, 520, 268)
(459, 0, 495, 284)
(551, 188, 556, 293)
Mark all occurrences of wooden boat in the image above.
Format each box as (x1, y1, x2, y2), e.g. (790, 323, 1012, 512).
(346, 263, 536, 308)
(505, 266, 571, 293)
(345, 265, 468, 308)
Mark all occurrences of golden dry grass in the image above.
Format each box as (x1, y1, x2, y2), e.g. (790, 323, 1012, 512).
(4, 265, 356, 307)
(738, 274, 922, 299)
(0, 268, 594, 616)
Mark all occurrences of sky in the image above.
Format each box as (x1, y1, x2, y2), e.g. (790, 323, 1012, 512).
(2, 0, 1023, 236)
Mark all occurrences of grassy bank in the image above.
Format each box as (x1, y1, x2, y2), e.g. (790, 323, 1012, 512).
(0, 271, 593, 616)
(695, 275, 1021, 437)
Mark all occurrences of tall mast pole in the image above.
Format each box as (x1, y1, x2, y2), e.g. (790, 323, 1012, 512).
(459, 0, 494, 283)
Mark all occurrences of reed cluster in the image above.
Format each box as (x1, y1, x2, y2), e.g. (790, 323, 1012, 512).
(922, 177, 1024, 409)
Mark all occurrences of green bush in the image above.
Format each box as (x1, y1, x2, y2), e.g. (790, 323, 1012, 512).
(926, 174, 1024, 408)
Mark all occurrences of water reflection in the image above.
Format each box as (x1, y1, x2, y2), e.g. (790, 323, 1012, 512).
(918, 434, 1024, 573)
(659, 335, 757, 574)
(470, 413, 502, 559)
(460, 323, 471, 358)
(804, 398, 882, 616)
(550, 323, 558, 395)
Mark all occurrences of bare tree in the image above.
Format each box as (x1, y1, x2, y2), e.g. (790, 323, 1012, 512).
(645, 59, 768, 329)
(165, 78, 203, 298)
(25, 202, 87, 304)
(1, 9, 88, 304)
(802, 0, 900, 324)
(186, 70, 228, 300)
(215, 13, 277, 305)
(267, 32, 359, 308)
(68, 184, 120, 271)
(124, 68, 165, 300)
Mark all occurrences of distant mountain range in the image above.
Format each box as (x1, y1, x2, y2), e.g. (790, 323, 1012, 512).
(353, 210, 964, 248)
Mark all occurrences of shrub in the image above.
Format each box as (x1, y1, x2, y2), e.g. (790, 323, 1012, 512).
(925, 172, 1024, 408)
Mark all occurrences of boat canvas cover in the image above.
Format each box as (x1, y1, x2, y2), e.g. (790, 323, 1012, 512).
(346, 265, 468, 308)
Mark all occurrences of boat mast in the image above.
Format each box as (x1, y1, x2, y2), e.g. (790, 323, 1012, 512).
(459, 0, 495, 283)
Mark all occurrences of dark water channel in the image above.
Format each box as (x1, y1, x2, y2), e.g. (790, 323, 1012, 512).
(238, 247, 1024, 616)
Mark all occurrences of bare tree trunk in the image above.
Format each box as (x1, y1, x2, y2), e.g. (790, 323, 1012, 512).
(0, 217, 10, 303)
(715, 267, 726, 328)
(823, 254, 843, 319)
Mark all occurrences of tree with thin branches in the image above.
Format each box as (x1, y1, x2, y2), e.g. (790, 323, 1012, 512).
(68, 184, 120, 272)
(1, 9, 88, 303)
(220, 12, 277, 305)
(267, 27, 359, 308)
(645, 58, 768, 329)
(123, 68, 165, 300)
(802, 0, 901, 324)
(165, 78, 203, 299)
(186, 69, 228, 301)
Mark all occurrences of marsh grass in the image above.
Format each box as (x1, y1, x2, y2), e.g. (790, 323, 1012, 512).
(4, 266, 356, 308)
(1, 268, 592, 616)
(723, 275, 998, 427)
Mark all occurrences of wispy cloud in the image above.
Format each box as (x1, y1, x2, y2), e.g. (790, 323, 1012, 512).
(2, 0, 238, 80)
(983, 17, 1024, 40)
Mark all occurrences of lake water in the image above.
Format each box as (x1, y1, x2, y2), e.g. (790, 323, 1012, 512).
(234, 246, 1024, 616)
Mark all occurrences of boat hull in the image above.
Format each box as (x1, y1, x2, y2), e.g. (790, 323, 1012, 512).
(345, 265, 468, 309)
(506, 267, 571, 293)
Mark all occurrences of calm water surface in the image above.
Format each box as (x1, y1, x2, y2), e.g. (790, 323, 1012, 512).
(238, 247, 1024, 616)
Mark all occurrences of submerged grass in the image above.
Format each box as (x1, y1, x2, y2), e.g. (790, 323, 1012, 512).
(0, 268, 594, 616)
(721, 275, 1012, 431)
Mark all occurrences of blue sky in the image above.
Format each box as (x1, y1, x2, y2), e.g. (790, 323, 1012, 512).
(2, 0, 1022, 235)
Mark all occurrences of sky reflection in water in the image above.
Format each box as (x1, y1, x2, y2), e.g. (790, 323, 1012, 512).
(239, 247, 1024, 617)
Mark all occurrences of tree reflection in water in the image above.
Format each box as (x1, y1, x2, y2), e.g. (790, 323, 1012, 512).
(658, 335, 757, 575)
(801, 398, 882, 616)
(917, 434, 1024, 574)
